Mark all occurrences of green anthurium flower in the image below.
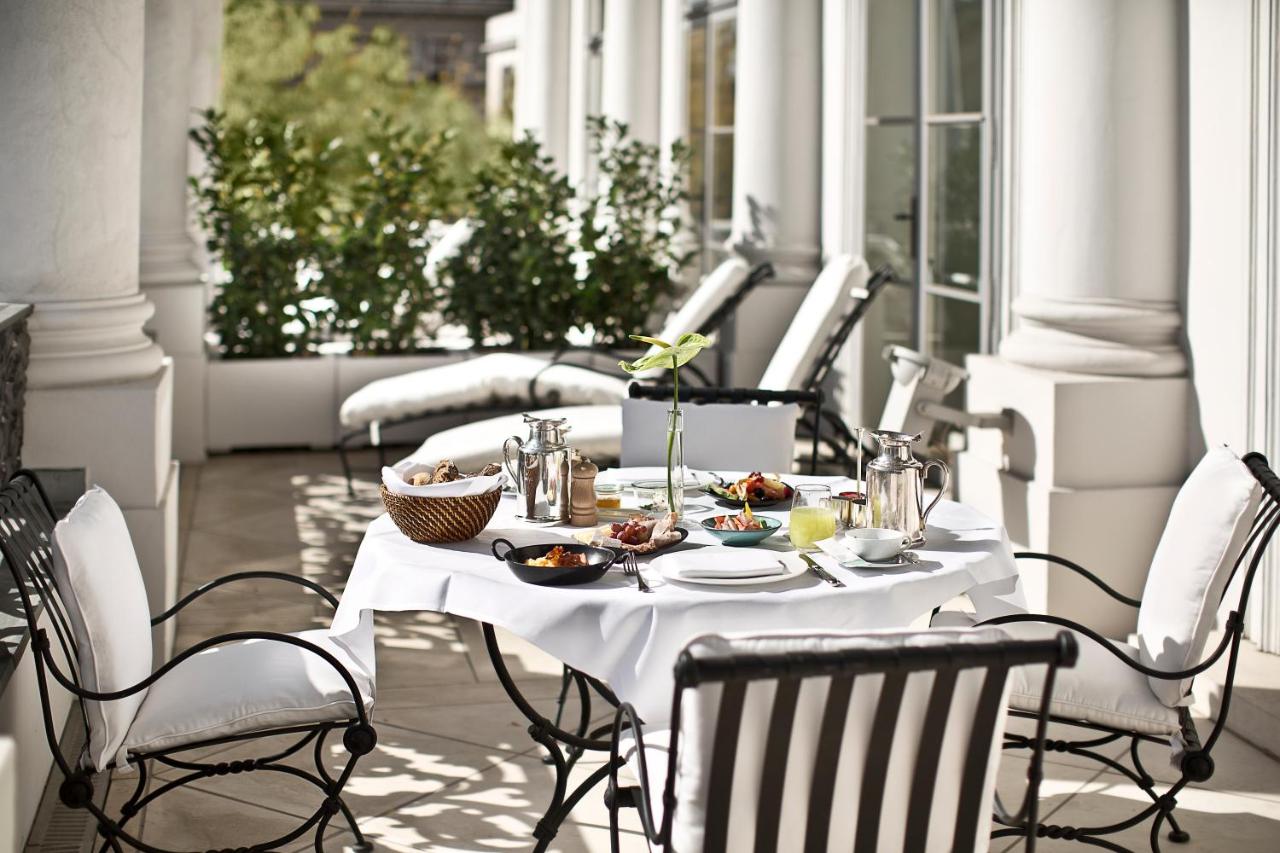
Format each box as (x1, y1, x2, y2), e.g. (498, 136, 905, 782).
(617, 330, 712, 516)
(618, 332, 712, 374)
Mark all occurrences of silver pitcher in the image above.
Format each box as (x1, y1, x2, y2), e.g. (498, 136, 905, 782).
(503, 414, 572, 523)
(865, 430, 951, 544)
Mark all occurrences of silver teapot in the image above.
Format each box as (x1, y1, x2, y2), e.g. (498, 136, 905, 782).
(503, 414, 572, 523)
(865, 430, 950, 544)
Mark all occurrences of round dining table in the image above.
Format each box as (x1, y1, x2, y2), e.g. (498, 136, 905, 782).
(331, 469, 1027, 851)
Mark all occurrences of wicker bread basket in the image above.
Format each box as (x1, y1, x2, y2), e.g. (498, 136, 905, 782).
(380, 484, 502, 543)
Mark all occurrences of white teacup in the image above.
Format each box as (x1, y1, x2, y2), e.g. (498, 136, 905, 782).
(842, 527, 911, 562)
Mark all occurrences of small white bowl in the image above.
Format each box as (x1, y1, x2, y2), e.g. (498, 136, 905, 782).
(842, 527, 911, 562)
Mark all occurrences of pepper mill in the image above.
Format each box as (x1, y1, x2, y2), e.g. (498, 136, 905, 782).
(570, 454, 599, 526)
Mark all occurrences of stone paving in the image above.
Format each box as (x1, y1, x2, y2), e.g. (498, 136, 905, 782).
(86, 451, 1280, 851)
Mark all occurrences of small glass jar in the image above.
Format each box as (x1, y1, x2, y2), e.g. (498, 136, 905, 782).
(595, 483, 622, 509)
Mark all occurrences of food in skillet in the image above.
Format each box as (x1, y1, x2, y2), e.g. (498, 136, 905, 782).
(707, 472, 793, 503)
(590, 512, 682, 553)
(711, 505, 765, 531)
(525, 546, 588, 568)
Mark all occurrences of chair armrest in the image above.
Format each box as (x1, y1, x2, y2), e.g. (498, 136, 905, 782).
(33, 627, 370, 726)
(609, 702, 667, 845)
(628, 383, 822, 408)
(976, 612, 1241, 681)
(150, 571, 339, 627)
(1014, 552, 1142, 608)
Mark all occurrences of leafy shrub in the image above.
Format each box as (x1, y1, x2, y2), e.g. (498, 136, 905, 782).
(325, 116, 455, 353)
(189, 111, 335, 358)
(577, 117, 693, 344)
(435, 135, 580, 349)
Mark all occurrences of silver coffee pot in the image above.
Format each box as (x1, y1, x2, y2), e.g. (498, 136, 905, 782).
(865, 430, 950, 544)
(503, 414, 572, 523)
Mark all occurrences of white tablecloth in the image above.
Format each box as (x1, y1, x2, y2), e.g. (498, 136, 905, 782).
(332, 473, 1026, 724)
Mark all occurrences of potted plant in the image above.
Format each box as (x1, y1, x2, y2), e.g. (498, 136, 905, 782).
(619, 332, 711, 517)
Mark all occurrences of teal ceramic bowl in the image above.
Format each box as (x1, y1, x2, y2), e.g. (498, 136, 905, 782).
(700, 515, 782, 547)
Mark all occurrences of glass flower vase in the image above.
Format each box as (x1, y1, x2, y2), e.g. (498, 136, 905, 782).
(664, 408, 687, 518)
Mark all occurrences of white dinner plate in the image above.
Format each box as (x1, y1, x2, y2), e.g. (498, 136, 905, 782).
(656, 556, 809, 586)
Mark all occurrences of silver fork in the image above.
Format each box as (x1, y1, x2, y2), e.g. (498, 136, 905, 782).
(623, 551, 652, 593)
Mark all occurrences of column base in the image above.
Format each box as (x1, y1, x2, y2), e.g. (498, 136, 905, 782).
(959, 355, 1190, 636)
(145, 282, 208, 461)
(1000, 296, 1188, 377)
(26, 294, 166, 388)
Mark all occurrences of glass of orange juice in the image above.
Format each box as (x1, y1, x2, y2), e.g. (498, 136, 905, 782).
(788, 485, 836, 551)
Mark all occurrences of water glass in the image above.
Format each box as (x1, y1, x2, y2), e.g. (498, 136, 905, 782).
(788, 484, 836, 551)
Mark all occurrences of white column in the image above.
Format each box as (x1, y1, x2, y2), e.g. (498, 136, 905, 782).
(728, 0, 823, 383)
(960, 0, 1189, 637)
(600, 0, 661, 145)
(658, 0, 688, 168)
(0, 1, 178, 660)
(565, 0, 593, 186)
(515, 0, 571, 170)
(998, 0, 1186, 377)
(142, 0, 216, 463)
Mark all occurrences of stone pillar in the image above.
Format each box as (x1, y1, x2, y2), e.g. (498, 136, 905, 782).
(600, 0, 661, 145)
(515, 0, 571, 170)
(142, 0, 218, 463)
(658, 0, 688, 168)
(959, 0, 1189, 636)
(728, 0, 823, 384)
(0, 1, 178, 661)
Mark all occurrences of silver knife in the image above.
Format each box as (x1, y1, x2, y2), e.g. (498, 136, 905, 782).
(799, 553, 846, 588)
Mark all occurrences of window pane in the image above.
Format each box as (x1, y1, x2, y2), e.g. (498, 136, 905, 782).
(927, 123, 980, 289)
(866, 0, 917, 117)
(926, 294, 980, 367)
(929, 0, 983, 114)
(711, 132, 734, 221)
(713, 17, 736, 126)
(864, 125, 916, 279)
(688, 133, 705, 224)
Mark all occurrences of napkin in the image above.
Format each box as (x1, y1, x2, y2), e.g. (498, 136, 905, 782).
(382, 461, 506, 497)
(656, 547, 790, 579)
(815, 537, 855, 563)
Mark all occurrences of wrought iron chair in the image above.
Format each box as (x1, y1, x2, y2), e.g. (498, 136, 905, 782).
(955, 449, 1280, 852)
(606, 627, 1078, 852)
(0, 470, 378, 852)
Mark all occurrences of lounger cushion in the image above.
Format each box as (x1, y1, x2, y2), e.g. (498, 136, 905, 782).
(339, 354, 628, 430)
(338, 258, 751, 431)
(51, 488, 154, 771)
(123, 628, 375, 757)
(1137, 446, 1261, 706)
(620, 398, 799, 471)
(403, 405, 623, 472)
(758, 255, 867, 392)
(933, 614, 1180, 736)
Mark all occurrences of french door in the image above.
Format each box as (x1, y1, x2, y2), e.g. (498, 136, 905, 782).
(862, 0, 996, 410)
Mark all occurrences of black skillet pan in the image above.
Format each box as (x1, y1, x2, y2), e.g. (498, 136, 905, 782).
(491, 538, 617, 587)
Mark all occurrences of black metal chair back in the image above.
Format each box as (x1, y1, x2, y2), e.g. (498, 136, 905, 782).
(624, 628, 1076, 853)
(0, 470, 92, 777)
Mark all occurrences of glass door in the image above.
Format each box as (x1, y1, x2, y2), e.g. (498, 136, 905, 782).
(862, 0, 992, 413)
(685, 1, 737, 274)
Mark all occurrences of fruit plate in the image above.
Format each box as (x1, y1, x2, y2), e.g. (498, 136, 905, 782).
(702, 480, 795, 509)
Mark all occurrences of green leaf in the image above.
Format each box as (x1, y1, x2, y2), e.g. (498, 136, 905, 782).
(629, 334, 672, 349)
(618, 331, 711, 374)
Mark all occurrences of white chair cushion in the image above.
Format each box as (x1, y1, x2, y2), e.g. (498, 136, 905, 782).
(620, 397, 799, 472)
(758, 255, 868, 392)
(51, 488, 153, 771)
(401, 405, 623, 472)
(657, 628, 1011, 853)
(1001, 621, 1180, 736)
(339, 354, 628, 430)
(123, 628, 375, 757)
(1137, 446, 1262, 706)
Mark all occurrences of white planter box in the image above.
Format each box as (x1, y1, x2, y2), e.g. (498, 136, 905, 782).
(206, 352, 468, 451)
